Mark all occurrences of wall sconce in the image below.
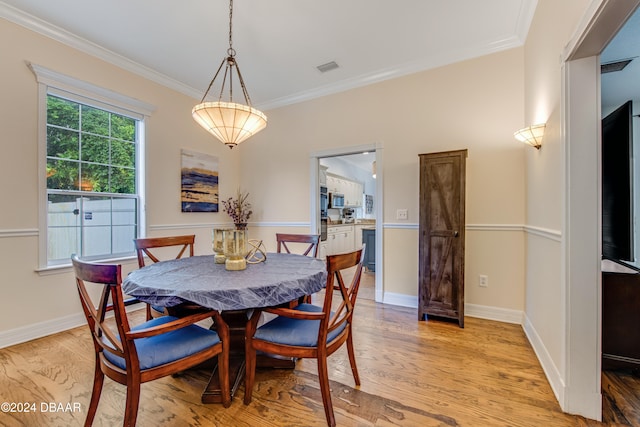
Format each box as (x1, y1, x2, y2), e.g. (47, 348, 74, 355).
(514, 124, 546, 150)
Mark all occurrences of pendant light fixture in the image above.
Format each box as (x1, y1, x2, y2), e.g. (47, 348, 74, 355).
(192, 0, 267, 149)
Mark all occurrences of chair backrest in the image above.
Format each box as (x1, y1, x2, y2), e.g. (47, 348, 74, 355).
(71, 254, 134, 367)
(276, 233, 320, 257)
(134, 235, 195, 267)
(321, 245, 366, 340)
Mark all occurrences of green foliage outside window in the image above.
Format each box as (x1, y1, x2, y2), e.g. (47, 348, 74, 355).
(46, 95, 136, 196)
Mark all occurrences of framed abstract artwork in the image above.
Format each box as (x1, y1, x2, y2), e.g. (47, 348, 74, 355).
(180, 149, 219, 212)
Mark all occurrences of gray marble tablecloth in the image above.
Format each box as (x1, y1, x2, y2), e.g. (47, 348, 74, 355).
(122, 253, 327, 311)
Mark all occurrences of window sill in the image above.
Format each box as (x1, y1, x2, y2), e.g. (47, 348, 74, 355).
(35, 255, 138, 276)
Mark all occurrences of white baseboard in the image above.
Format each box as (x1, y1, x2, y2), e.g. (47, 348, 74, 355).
(382, 292, 418, 308)
(521, 315, 601, 420)
(380, 295, 525, 326)
(465, 303, 523, 324)
(522, 313, 564, 405)
(0, 312, 87, 349)
(0, 303, 144, 349)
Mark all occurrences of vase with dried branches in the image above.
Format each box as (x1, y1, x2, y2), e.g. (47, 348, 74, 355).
(222, 189, 252, 230)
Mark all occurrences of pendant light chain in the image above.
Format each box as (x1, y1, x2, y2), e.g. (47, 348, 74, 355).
(228, 0, 235, 57)
(191, 0, 268, 148)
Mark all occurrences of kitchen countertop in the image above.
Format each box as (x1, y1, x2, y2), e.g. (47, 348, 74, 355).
(327, 219, 376, 226)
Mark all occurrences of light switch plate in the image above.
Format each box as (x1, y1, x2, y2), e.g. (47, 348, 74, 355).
(396, 209, 408, 220)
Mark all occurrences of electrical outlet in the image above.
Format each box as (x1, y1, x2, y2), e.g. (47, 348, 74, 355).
(479, 275, 489, 287)
(396, 209, 408, 220)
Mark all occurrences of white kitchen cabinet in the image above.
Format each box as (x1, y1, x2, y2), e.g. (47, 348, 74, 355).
(327, 175, 342, 193)
(346, 181, 363, 207)
(354, 224, 365, 249)
(326, 174, 363, 207)
(319, 241, 328, 260)
(327, 225, 354, 255)
(319, 165, 328, 186)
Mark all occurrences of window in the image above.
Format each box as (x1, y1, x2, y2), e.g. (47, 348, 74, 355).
(46, 95, 139, 263)
(31, 64, 154, 268)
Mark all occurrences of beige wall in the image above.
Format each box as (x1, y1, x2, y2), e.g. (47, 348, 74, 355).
(523, 0, 606, 418)
(0, 18, 241, 334)
(1, 16, 526, 341)
(241, 48, 526, 311)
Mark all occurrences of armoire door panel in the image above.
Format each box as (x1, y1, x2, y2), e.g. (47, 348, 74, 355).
(419, 149, 466, 327)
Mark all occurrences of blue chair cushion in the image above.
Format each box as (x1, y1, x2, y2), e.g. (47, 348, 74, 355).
(253, 303, 346, 347)
(151, 305, 166, 314)
(104, 316, 221, 370)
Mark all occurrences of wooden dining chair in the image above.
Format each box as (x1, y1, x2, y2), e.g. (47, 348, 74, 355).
(276, 233, 321, 305)
(276, 233, 320, 257)
(244, 246, 365, 427)
(134, 235, 195, 319)
(71, 254, 230, 427)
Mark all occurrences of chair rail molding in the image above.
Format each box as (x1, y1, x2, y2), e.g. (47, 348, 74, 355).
(0, 228, 38, 238)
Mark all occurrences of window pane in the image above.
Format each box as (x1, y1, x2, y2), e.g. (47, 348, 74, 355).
(81, 134, 110, 164)
(81, 163, 109, 192)
(113, 198, 137, 254)
(81, 105, 110, 136)
(47, 96, 79, 129)
(111, 140, 135, 168)
(110, 166, 136, 194)
(111, 114, 136, 142)
(47, 127, 79, 159)
(47, 159, 79, 190)
(45, 90, 141, 265)
(81, 196, 112, 257)
(47, 194, 81, 262)
(113, 225, 136, 254)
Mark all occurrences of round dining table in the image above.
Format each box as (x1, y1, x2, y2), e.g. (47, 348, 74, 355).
(122, 252, 328, 403)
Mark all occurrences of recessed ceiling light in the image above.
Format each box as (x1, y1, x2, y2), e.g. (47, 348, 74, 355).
(316, 61, 339, 73)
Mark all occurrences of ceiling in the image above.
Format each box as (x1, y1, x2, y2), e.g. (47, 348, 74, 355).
(1, 0, 537, 110)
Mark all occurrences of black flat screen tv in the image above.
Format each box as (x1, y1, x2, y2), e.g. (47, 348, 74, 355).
(602, 100, 634, 262)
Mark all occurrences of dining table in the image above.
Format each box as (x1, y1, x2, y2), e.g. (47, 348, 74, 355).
(122, 252, 327, 403)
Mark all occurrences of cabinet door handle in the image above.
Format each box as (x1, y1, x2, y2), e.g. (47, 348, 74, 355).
(454, 231, 459, 237)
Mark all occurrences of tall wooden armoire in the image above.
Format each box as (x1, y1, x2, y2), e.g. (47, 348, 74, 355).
(418, 149, 467, 327)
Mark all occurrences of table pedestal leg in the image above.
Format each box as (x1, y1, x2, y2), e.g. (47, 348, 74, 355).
(200, 309, 297, 403)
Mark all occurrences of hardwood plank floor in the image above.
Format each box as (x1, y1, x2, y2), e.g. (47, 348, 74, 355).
(0, 299, 625, 426)
(602, 369, 640, 426)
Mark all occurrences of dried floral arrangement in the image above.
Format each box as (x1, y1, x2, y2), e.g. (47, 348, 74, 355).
(222, 189, 252, 226)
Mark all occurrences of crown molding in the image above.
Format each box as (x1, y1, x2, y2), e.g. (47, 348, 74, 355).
(1, 1, 532, 112)
(0, 2, 202, 100)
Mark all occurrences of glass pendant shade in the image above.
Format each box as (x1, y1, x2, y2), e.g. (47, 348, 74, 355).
(192, 0, 267, 149)
(192, 101, 267, 148)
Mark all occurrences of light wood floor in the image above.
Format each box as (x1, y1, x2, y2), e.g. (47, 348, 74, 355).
(0, 298, 626, 426)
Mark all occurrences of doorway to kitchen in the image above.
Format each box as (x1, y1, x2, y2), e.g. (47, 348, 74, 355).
(310, 144, 383, 302)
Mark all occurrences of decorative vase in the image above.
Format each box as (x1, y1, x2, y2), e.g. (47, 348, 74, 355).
(212, 228, 230, 264)
(234, 223, 247, 230)
(223, 229, 247, 270)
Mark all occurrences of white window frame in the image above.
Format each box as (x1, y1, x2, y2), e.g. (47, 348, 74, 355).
(30, 63, 155, 270)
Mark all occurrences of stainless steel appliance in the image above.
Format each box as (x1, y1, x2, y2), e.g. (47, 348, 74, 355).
(343, 208, 355, 223)
(320, 217, 327, 241)
(330, 192, 345, 208)
(320, 185, 328, 217)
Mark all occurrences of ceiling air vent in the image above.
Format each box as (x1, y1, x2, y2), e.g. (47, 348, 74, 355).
(601, 58, 633, 74)
(316, 61, 339, 73)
